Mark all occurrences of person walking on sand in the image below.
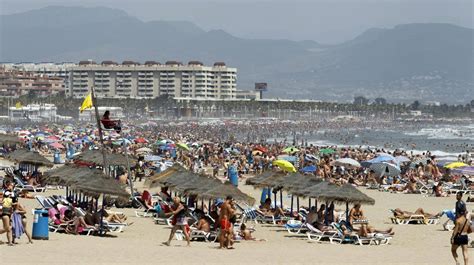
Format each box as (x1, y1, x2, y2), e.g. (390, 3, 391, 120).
(163, 197, 190, 247)
(451, 212, 471, 265)
(219, 196, 235, 249)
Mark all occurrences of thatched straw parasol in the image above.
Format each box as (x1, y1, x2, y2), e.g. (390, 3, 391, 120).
(144, 164, 187, 188)
(74, 149, 135, 167)
(295, 181, 375, 205)
(44, 165, 129, 198)
(145, 165, 255, 204)
(0, 134, 21, 145)
(245, 170, 286, 188)
(199, 182, 255, 205)
(7, 149, 53, 167)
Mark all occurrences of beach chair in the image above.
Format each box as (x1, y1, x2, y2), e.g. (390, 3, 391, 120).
(35, 195, 55, 209)
(285, 219, 307, 234)
(389, 210, 439, 225)
(133, 197, 156, 218)
(13, 175, 46, 193)
(305, 223, 338, 242)
(189, 228, 218, 242)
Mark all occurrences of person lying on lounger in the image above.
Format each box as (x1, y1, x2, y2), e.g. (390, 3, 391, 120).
(259, 198, 286, 218)
(392, 208, 439, 219)
(358, 224, 395, 237)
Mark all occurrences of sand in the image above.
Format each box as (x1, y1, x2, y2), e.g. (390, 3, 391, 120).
(1, 165, 471, 265)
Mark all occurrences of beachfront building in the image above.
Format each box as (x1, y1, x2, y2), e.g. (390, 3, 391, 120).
(78, 106, 124, 122)
(8, 104, 59, 122)
(0, 68, 65, 97)
(235, 90, 261, 100)
(0, 62, 76, 78)
(68, 61, 237, 99)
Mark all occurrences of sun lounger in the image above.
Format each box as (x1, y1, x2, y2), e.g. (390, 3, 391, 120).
(285, 219, 308, 234)
(389, 210, 439, 225)
(305, 223, 338, 242)
(13, 176, 47, 193)
(189, 228, 218, 242)
(133, 197, 156, 218)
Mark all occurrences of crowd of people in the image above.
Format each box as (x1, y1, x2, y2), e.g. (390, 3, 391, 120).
(0, 117, 472, 260)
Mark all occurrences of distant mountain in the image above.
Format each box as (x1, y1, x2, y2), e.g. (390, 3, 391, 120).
(1, 6, 473, 103)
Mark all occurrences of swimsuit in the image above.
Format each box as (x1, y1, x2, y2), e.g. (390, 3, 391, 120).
(220, 218, 231, 231)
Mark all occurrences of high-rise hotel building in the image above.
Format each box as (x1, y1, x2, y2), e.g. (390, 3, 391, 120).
(68, 60, 237, 99)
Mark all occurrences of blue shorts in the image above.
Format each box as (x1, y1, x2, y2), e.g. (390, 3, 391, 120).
(443, 210, 456, 221)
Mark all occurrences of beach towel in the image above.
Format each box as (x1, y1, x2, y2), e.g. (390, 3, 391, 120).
(12, 212, 25, 239)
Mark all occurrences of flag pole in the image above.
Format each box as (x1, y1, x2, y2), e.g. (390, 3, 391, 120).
(90, 87, 108, 173)
(90, 86, 108, 236)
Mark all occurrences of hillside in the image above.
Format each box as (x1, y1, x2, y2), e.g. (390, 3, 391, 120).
(1, 6, 472, 103)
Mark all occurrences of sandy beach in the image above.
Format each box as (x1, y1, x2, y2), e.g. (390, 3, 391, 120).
(1, 171, 466, 265)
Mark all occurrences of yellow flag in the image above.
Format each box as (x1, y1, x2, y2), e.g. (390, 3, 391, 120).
(80, 92, 93, 113)
(15, 102, 22, 109)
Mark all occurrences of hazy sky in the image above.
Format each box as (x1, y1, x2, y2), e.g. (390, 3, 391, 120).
(1, 0, 472, 43)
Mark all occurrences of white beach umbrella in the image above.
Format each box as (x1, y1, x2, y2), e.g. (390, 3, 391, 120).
(370, 162, 401, 177)
(334, 158, 361, 167)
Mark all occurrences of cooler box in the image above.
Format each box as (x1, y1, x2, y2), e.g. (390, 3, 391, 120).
(32, 209, 49, 240)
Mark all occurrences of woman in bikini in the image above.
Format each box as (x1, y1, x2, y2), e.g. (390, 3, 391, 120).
(0, 181, 16, 245)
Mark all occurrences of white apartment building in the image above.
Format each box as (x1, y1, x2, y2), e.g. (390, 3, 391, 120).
(69, 61, 237, 99)
(1, 62, 76, 78)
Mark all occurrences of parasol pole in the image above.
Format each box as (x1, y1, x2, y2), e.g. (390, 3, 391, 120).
(290, 195, 294, 214)
(345, 201, 349, 223)
(121, 135, 134, 197)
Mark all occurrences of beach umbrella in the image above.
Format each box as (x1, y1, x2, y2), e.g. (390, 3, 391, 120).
(300, 165, 317, 173)
(252, 150, 263, 156)
(176, 142, 190, 151)
(277, 155, 297, 162)
(156, 139, 167, 146)
(7, 149, 54, 167)
(319, 148, 335, 155)
(136, 147, 152, 154)
(305, 154, 318, 161)
(225, 148, 240, 155)
(395, 156, 411, 164)
(451, 166, 474, 176)
(254, 146, 268, 153)
(445, 162, 468, 169)
(273, 160, 297, 173)
(412, 157, 430, 166)
(135, 137, 148, 144)
(334, 158, 361, 168)
(144, 155, 163, 162)
(282, 146, 299, 154)
(0, 134, 21, 145)
(49, 142, 65, 149)
(369, 162, 401, 177)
